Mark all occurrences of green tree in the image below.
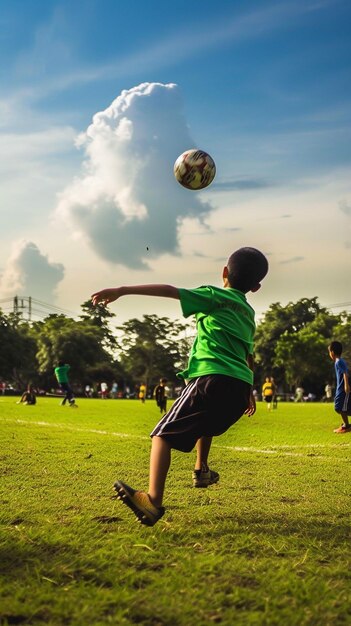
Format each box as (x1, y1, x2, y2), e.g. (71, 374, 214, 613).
(332, 313, 351, 364)
(255, 297, 331, 390)
(31, 314, 116, 388)
(117, 315, 189, 389)
(80, 299, 118, 353)
(0, 311, 37, 388)
(274, 327, 331, 391)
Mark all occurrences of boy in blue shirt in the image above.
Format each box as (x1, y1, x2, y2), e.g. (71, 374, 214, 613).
(92, 246, 268, 526)
(328, 341, 351, 433)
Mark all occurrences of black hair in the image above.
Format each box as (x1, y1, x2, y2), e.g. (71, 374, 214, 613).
(58, 360, 65, 367)
(226, 247, 269, 292)
(328, 341, 342, 356)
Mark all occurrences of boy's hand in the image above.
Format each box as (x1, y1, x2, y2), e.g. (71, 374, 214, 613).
(244, 392, 256, 416)
(91, 288, 120, 306)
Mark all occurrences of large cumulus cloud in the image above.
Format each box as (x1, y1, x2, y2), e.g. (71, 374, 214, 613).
(56, 82, 214, 268)
(0, 240, 64, 300)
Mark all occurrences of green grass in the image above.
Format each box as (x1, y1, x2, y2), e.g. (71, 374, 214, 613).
(0, 397, 350, 626)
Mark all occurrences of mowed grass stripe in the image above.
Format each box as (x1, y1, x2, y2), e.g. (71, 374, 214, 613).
(1, 416, 350, 458)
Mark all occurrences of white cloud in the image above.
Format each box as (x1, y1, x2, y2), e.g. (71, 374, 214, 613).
(0, 240, 64, 300)
(56, 82, 214, 268)
(339, 199, 351, 216)
(0, 125, 79, 239)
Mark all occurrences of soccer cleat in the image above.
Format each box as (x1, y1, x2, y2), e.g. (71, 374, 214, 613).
(333, 424, 351, 433)
(113, 480, 165, 527)
(192, 467, 220, 488)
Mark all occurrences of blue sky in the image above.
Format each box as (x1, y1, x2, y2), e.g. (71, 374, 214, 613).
(0, 0, 350, 322)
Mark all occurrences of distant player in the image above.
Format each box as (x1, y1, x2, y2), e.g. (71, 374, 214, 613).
(262, 376, 275, 410)
(154, 378, 168, 414)
(17, 383, 36, 405)
(54, 361, 77, 407)
(328, 341, 351, 433)
(139, 383, 146, 403)
(91, 246, 268, 526)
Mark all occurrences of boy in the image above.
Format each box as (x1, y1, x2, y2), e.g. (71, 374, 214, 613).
(91, 246, 268, 526)
(328, 341, 351, 433)
(54, 361, 77, 407)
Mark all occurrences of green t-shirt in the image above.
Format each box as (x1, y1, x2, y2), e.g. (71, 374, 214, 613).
(54, 364, 70, 383)
(178, 286, 255, 385)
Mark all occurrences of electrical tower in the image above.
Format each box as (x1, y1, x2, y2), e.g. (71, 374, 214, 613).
(13, 296, 32, 321)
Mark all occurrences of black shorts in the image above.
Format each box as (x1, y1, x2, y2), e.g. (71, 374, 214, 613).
(334, 392, 351, 415)
(264, 395, 273, 402)
(150, 374, 251, 452)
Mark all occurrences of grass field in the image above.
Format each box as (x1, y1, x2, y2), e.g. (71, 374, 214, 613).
(0, 396, 350, 626)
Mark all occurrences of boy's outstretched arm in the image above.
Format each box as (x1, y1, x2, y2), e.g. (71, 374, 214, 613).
(91, 284, 180, 307)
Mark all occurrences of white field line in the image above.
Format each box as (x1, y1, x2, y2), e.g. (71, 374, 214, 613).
(0, 418, 147, 440)
(1, 417, 350, 458)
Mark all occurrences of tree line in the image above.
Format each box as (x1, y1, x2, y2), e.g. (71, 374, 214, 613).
(0, 300, 191, 395)
(0, 296, 350, 397)
(254, 297, 351, 396)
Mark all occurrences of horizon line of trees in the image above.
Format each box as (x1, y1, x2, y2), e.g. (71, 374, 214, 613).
(0, 296, 350, 397)
(0, 299, 192, 395)
(254, 297, 351, 395)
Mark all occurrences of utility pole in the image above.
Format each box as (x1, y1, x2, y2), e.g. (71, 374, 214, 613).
(13, 296, 32, 320)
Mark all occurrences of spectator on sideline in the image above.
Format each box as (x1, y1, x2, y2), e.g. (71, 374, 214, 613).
(85, 384, 92, 398)
(111, 381, 119, 399)
(17, 384, 36, 405)
(294, 386, 304, 402)
(322, 383, 333, 402)
(100, 382, 109, 399)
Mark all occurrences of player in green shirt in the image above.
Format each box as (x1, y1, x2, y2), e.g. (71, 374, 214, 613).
(91, 246, 268, 526)
(54, 361, 77, 407)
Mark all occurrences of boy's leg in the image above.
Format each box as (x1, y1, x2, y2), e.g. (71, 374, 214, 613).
(148, 435, 171, 507)
(194, 436, 213, 470)
(339, 411, 350, 429)
(114, 435, 169, 526)
(66, 385, 77, 406)
(193, 436, 219, 488)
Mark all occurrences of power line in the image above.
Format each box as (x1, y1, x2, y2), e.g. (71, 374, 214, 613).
(30, 297, 80, 317)
(0, 296, 81, 321)
(326, 302, 351, 309)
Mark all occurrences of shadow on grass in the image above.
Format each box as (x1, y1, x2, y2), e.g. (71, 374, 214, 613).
(91, 515, 123, 523)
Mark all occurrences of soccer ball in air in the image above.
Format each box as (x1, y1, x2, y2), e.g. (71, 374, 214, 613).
(174, 149, 216, 190)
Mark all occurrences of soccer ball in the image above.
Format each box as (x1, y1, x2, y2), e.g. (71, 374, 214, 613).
(174, 149, 216, 190)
